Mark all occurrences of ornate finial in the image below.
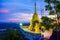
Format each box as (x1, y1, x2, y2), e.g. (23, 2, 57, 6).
(34, 0, 36, 13)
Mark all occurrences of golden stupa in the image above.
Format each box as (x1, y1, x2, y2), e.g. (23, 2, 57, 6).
(28, 0, 41, 33)
(21, 0, 42, 34)
(20, 1, 53, 39)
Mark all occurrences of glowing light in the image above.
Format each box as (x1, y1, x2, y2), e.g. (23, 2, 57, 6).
(20, 23, 22, 26)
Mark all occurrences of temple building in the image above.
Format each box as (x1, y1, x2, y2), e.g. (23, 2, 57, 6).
(28, 0, 41, 33)
(20, 0, 53, 40)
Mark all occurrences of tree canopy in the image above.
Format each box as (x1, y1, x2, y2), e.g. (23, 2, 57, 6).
(45, 0, 60, 15)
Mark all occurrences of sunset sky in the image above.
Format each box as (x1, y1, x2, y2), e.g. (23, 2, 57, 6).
(0, 0, 49, 22)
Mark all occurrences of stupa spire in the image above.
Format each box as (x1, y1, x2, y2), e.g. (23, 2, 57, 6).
(29, 0, 41, 32)
(34, 0, 36, 13)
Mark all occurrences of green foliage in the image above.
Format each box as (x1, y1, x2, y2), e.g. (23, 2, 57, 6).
(41, 16, 60, 31)
(49, 10, 55, 15)
(33, 20, 39, 27)
(44, 0, 51, 3)
(55, 2, 60, 13)
(41, 16, 54, 30)
(45, 0, 60, 14)
(53, 23, 60, 31)
(45, 5, 52, 10)
(44, 0, 60, 31)
(41, 16, 53, 22)
(2, 29, 28, 40)
(3, 30, 19, 40)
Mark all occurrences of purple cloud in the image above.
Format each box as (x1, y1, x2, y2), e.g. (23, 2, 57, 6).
(0, 8, 9, 13)
(7, 18, 19, 22)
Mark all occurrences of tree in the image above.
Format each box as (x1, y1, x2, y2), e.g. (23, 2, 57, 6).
(41, 16, 54, 30)
(45, 0, 60, 18)
(45, 0, 60, 13)
(44, 0, 60, 31)
(44, 0, 60, 39)
(3, 29, 28, 40)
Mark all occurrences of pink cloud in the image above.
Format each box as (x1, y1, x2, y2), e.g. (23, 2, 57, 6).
(7, 18, 19, 21)
(11, 13, 41, 22)
(0, 8, 9, 13)
(11, 13, 33, 22)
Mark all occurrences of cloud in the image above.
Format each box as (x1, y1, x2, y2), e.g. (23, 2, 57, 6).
(11, 13, 33, 22)
(7, 18, 19, 21)
(0, 12, 48, 22)
(0, 9, 9, 13)
(10, 12, 41, 22)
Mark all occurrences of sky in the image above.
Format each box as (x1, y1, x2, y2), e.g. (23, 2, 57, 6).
(0, 0, 49, 22)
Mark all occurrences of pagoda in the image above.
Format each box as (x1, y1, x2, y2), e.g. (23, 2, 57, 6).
(28, 0, 41, 33)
